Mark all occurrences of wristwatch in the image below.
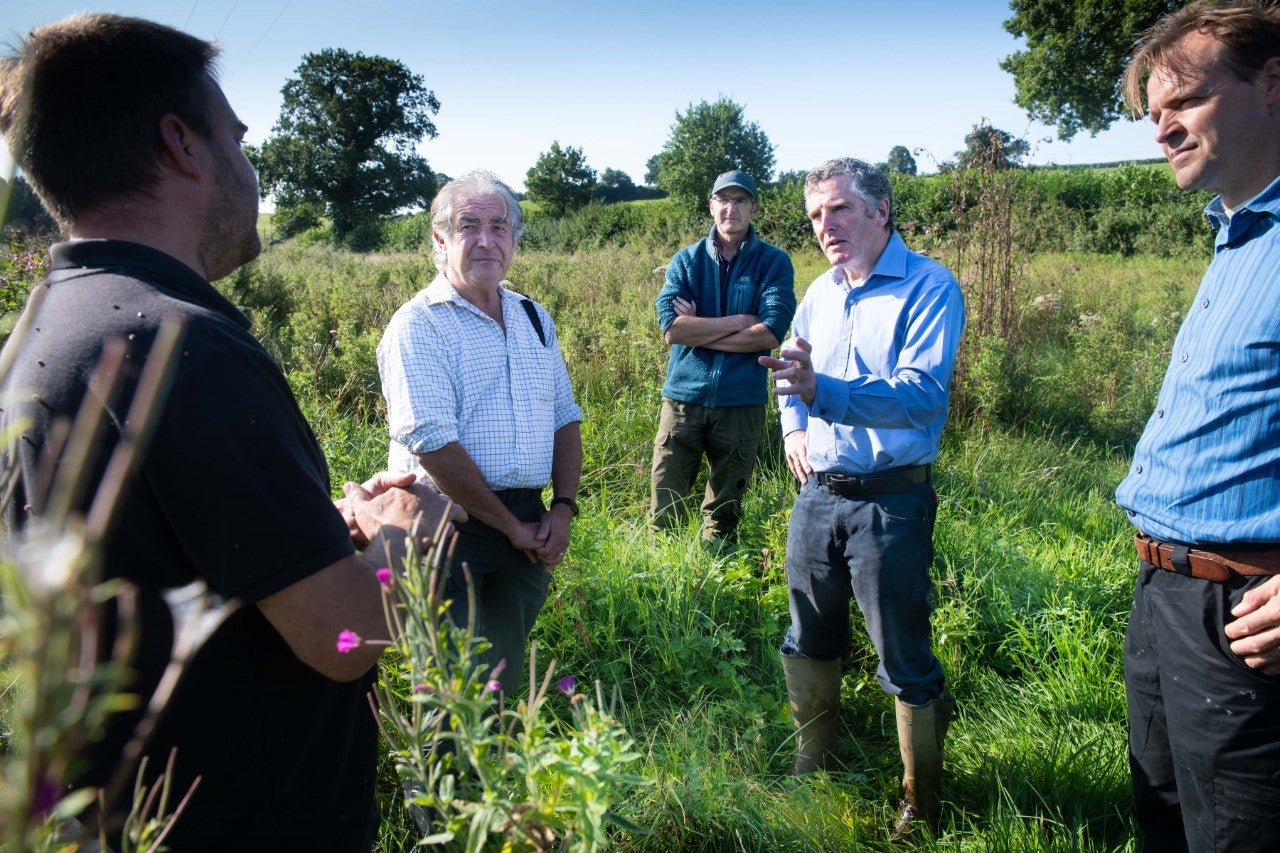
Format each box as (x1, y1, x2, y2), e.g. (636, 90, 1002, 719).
(550, 496, 579, 517)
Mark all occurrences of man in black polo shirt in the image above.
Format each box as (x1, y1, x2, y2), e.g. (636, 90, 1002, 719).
(0, 14, 454, 850)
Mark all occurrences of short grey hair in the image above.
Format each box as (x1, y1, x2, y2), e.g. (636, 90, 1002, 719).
(804, 157, 895, 231)
(430, 169, 525, 266)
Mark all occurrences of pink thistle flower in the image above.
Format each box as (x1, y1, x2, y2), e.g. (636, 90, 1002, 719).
(557, 675, 576, 694)
(375, 568, 393, 589)
(412, 683, 434, 694)
(485, 680, 502, 693)
(336, 629, 362, 653)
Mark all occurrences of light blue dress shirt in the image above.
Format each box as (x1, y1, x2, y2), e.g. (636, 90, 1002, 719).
(1115, 174, 1280, 544)
(779, 232, 966, 474)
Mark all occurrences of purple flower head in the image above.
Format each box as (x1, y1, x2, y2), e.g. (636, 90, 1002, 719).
(484, 680, 502, 693)
(336, 629, 362, 653)
(557, 675, 576, 695)
(412, 683, 435, 694)
(375, 568, 393, 589)
(30, 775, 59, 818)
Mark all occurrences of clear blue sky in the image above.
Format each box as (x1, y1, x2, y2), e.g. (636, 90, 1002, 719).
(3, 0, 1163, 194)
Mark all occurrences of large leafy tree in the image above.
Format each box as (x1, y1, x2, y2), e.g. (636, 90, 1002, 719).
(525, 142, 596, 217)
(1001, 0, 1181, 140)
(956, 121, 1030, 171)
(251, 48, 440, 239)
(654, 97, 775, 210)
(885, 145, 918, 176)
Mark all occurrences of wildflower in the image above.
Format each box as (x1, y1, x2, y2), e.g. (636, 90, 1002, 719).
(30, 775, 60, 818)
(412, 683, 434, 694)
(557, 675, 576, 695)
(375, 568, 393, 589)
(485, 680, 502, 693)
(336, 629, 362, 653)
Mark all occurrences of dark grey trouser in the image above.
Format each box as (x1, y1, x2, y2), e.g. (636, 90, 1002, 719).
(444, 488, 551, 695)
(1126, 561, 1280, 853)
(780, 474, 944, 706)
(649, 397, 764, 542)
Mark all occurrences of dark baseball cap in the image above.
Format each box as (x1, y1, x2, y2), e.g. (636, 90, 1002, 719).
(711, 170, 757, 199)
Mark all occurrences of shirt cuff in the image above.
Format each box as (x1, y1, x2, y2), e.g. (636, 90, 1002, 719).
(810, 373, 848, 424)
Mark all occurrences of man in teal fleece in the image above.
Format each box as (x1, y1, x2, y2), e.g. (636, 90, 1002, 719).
(650, 170, 796, 544)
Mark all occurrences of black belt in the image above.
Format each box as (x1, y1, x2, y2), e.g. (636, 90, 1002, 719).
(814, 465, 929, 498)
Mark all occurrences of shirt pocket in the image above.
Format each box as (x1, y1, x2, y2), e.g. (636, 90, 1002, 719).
(514, 338, 557, 408)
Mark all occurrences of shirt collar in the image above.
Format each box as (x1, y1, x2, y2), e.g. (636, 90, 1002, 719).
(423, 273, 512, 307)
(705, 224, 756, 262)
(829, 231, 907, 291)
(1206, 172, 1280, 246)
(48, 238, 250, 330)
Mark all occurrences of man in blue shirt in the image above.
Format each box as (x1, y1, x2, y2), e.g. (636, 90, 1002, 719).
(651, 170, 795, 545)
(1116, 4, 1280, 850)
(760, 158, 965, 836)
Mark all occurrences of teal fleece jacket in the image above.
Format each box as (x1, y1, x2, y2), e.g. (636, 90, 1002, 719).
(656, 225, 796, 407)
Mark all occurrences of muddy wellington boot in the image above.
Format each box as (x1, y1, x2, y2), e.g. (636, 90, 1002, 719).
(891, 693, 955, 840)
(780, 654, 842, 774)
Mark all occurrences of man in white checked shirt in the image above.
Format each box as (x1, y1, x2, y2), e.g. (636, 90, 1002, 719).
(378, 170, 583, 694)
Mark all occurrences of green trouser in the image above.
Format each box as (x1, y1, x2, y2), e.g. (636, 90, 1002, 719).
(649, 398, 764, 543)
(443, 488, 551, 695)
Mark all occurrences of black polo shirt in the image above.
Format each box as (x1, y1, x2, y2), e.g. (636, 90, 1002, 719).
(2, 240, 378, 851)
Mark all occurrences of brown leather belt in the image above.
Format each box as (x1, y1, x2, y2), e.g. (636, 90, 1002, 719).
(815, 464, 929, 498)
(1134, 533, 1280, 582)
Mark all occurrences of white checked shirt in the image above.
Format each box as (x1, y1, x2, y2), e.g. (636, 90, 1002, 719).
(377, 275, 582, 489)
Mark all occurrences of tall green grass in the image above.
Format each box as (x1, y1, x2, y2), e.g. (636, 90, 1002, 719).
(227, 239, 1193, 850)
(2, 222, 1203, 848)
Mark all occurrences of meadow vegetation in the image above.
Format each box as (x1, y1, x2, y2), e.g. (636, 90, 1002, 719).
(0, 161, 1210, 850)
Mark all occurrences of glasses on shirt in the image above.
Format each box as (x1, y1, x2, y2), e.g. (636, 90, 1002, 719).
(712, 194, 755, 207)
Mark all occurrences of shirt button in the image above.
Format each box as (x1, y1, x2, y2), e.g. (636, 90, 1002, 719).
(1127, 510, 1136, 517)
(1135, 464, 1143, 474)
(1156, 409, 1164, 418)
(1201, 299, 1209, 309)
(1180, 353, 1189, 362)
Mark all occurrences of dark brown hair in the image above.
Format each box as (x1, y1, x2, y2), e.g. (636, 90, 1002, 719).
(1124, 0, 1280, 116)
(0, 13, 219, 225)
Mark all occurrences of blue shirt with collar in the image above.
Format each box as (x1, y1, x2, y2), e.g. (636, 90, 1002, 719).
(1116, 174, 1280, 544)
(780, 231, 965, 474)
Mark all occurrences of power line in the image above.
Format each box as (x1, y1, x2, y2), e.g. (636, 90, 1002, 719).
(183, 1, 198, 28)
(229, 1, 292, 81)
(215, 0, 242, 38)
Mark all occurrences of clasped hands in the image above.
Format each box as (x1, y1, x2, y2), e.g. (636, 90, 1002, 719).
(506, 504, 573, 570)
(337, 471, 466, 551)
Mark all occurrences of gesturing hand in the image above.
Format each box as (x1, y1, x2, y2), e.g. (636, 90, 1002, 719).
(758, 337, 816, 406)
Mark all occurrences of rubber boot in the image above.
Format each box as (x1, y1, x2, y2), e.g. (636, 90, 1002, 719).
(891, 693, 955, 840)
(780, 654, 842, 774)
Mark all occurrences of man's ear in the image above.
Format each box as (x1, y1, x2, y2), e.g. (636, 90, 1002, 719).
(1262, 56, 1280, 108)
(158, 113, 202, 179)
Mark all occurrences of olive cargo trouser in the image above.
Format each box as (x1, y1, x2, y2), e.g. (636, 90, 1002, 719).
(649, 398, 764, 543)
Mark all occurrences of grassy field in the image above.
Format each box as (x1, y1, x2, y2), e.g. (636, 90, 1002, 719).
(1, 219, 1206, 849)
(241, 238, 1202, 851)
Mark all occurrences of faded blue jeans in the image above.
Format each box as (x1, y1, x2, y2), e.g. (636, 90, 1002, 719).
(781, 473, 944, 706)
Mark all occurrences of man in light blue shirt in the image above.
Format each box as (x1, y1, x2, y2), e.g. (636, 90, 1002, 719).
(761, 157, 965, 836)
(1116, 5, 1280, 851)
